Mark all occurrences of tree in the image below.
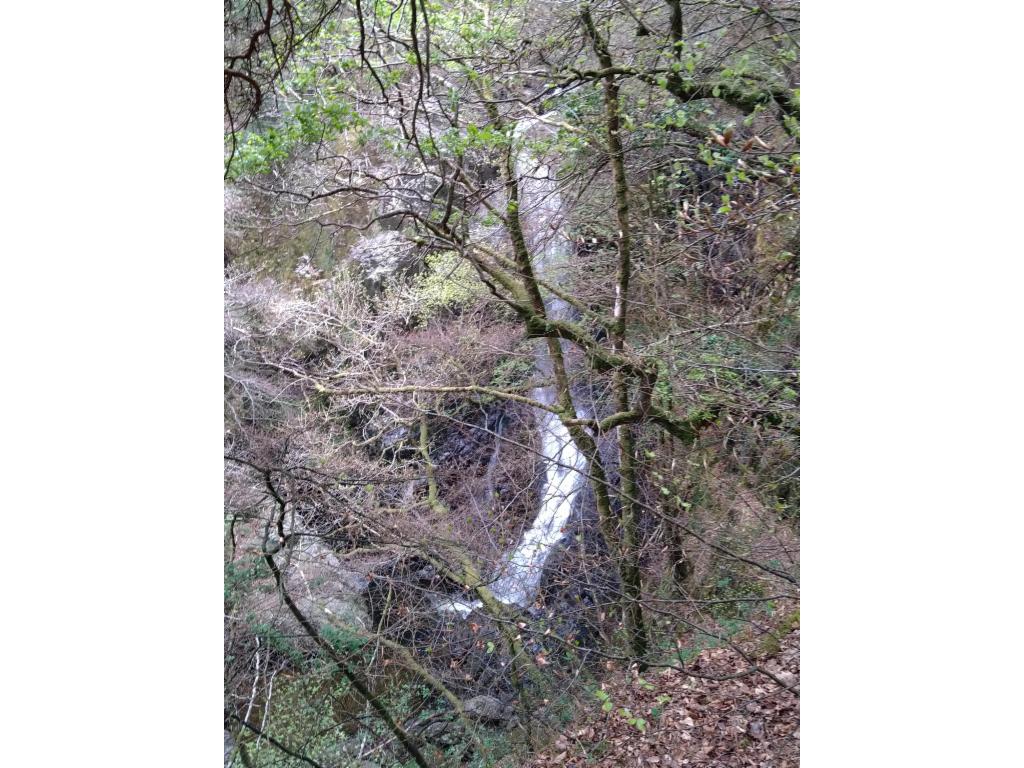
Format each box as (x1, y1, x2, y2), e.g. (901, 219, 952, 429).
(224, 2, 799, 765)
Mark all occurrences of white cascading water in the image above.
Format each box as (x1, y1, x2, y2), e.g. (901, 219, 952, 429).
(444, 116, 587, 615)
(486, 389, 588, 605)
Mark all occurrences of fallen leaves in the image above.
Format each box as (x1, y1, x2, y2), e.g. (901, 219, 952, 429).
(527, 627, 800, 768)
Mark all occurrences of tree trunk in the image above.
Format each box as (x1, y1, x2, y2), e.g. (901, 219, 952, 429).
(582, 2, 649, 664)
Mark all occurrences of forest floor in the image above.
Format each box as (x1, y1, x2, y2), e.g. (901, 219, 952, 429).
(526, 628, 800, 768)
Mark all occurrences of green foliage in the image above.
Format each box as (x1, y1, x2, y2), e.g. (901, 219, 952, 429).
(224, 555, 270, 606)
(321, 624, 368, 655)
(231, 670, 357, 768)
(594, 689, 648, 733)
(228, 99, 367, 177)
(439, 122, 511, 157)
(388, 251, 484, 322)
(249, 622, 306, 666)
(617, 707, 647, 733)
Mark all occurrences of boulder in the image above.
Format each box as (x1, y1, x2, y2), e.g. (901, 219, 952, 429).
(775, 670, 798, 689)
(463, 695, 506, 723)
(350, 231, 419, 285)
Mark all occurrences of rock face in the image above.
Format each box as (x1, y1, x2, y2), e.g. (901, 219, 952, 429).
(284, 537, 372, 630)
(350, 231, 419, 285)
(463, 694, 506, 723)
(229, 505, 373, 646)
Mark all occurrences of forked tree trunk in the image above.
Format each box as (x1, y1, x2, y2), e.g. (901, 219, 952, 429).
(581, 2, 650, 664)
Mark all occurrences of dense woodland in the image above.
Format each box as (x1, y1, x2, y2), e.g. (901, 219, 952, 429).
(224, 1, 799, 765)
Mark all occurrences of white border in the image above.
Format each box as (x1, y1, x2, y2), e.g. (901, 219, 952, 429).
(1, 2, 1022, 765)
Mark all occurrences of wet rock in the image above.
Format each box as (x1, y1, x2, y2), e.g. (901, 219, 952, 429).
(464, 695, 506, 723)
(360, 413, 415, 459)
(381, 426, 411, 453)
(412, 564, 437, 582)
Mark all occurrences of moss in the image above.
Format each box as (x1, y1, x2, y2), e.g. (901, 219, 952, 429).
(389, 250, 484, 321)
(758, 608, 800, 657)
(489, 354, 534, 390)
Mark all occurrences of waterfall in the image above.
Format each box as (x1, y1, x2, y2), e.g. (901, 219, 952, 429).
(492, 117, 589, 606)
(487, 388, 588, 605)
(441, 117, 587, 617)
